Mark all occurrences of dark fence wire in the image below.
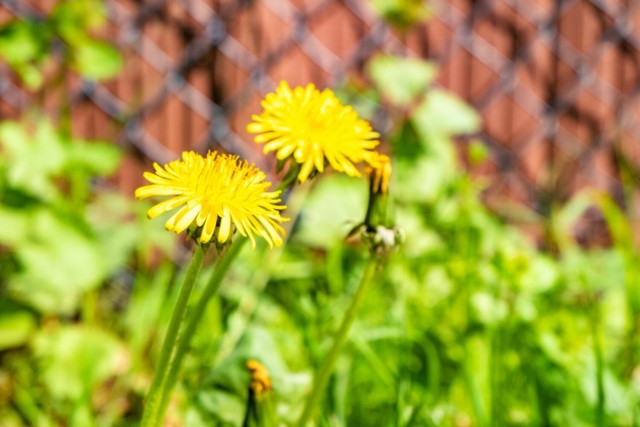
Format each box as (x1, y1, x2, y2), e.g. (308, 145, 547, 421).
(1, 0, 640, 230)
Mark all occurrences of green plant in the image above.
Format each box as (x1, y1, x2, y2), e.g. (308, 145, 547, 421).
(0, 0, 122, 89)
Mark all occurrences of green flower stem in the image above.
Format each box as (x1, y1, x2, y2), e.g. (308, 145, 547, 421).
(141, 244, 206, 427)
(297, 256, 380, 427)
(156, 236, 248, 422)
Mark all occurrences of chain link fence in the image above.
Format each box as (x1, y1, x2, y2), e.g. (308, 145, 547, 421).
(1, 0, 640, 229)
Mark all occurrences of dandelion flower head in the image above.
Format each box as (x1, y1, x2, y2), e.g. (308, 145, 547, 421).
(135, 151, 288, 248)
(247, 81, 381, 183)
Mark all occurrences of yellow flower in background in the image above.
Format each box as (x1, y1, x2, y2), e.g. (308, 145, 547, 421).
(247, 81, 381, 183)
(135, 151, 288, 248)
(366, 152, 392, 194)
(247, 359, 272, 398)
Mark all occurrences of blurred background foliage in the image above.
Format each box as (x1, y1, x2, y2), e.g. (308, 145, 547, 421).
(1, 1, 640, 427)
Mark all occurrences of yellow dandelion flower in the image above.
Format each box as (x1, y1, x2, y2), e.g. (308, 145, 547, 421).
(247, 359, 272, 398)
(247, 81, 381, 183)
(135, 151, 288, 248)
(366, 153, 392, 194)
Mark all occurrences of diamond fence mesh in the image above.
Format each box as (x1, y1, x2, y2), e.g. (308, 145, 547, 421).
(1, 0, 640, 235)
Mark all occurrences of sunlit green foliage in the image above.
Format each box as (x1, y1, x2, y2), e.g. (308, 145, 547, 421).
(1, 2, 640, 427)
(0, 0, 122, 89)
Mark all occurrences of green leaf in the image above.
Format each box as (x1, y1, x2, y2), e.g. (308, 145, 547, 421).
(194, 390, 245, 427)
(17, 64, 44, 90)
(412, 89, 480, 139)
(33, 325, 125, 401)
(392, 122, 458, 203)
(370, 0, 431, 30)
(468, 139, 489, 165)
(86, 194, 138, 274)
(0, 120, 120, 200)
(393, 154, 452, 203)
(72, 40, 123, 80)
(52, 0, 107, 41)
(367, 55, 437, 106)
(296, 175, 368, 249)
(0, 21, 49, 89)
(0, 207, 29, 246)
(0, 299, 36, 350)
(0, 21, 45, 65)
(194, 327, 287, 426)
(8, 208, 106, 314)
(0, 120, 67, 199)
(66, 140, 122, 176)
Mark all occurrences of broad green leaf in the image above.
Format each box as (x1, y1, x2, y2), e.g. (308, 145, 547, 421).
(8, 208, 106, 314)
(32, 325, 125, 401)
(367, 55, 437, 106)
(519, 256, 560, 294)
(0, 299, 36, 350)
(296, 175, 368, 249)
(85, 193, 137, 275)
(66, 140, 122, 176)
(393, 148, 453, 203)
(0, 21, 48, 89)
(193, 390, 245, 427)
(207, 327, 289, 393)
(52, 0, 107, 41)
(0, 120, 120, 201)
(72, 40, 123, 80)
(194, 327, 288, 426)
(0, 21, 45, 65)
(412, 89, 480, 139)
(0, 207, 29, 246)
(0, 120, 66, 199)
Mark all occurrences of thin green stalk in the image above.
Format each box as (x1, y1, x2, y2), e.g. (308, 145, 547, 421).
(81, 288, 98, 325)
(141, 244, 206, 427)
(297, 257, 380, 427)
(592, 305, 605, 427)
(156, 236, 248, 421)
(14, 383, 54, 426)
(462, 338, 487, 427)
